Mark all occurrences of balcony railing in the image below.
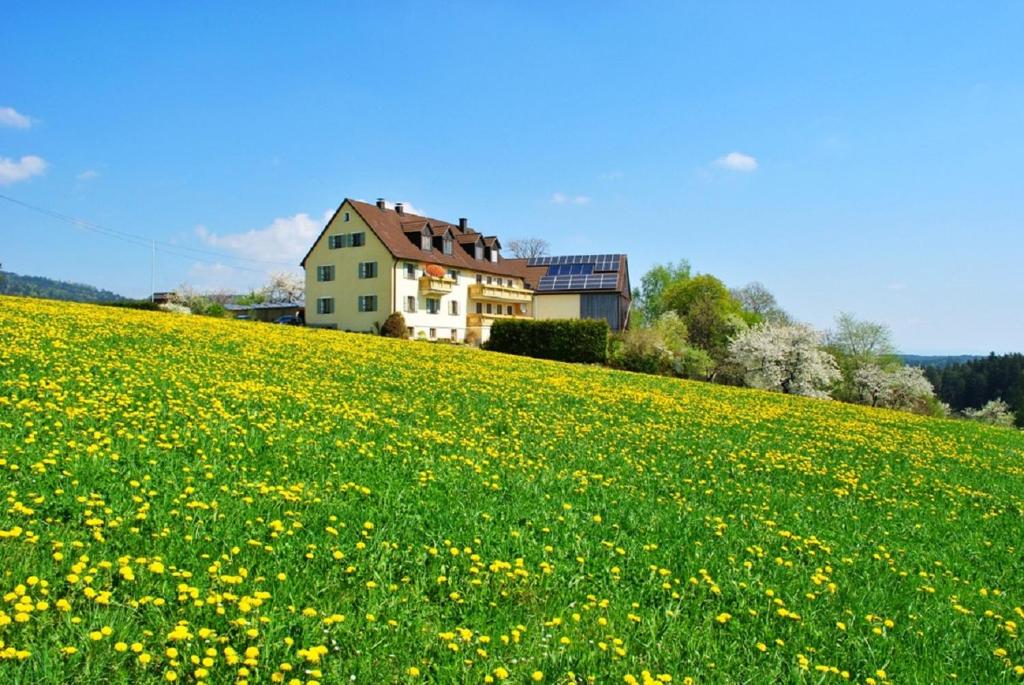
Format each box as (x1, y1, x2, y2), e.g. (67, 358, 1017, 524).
(468, 282, 532, 303)
(467, 311, 525, 327)
(418, 275, 455, 295)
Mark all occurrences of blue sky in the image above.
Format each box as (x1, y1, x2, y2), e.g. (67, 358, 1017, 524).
(2, 2, 1022, 353)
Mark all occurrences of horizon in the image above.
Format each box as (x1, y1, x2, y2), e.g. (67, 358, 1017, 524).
(2, 3, 1023, 354)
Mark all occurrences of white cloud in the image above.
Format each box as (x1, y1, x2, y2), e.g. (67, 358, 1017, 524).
(551, 192, 591, 205)
(76, 169, 99, 181)
(713, 151, 758, 172)
(0, 106, 32, 129)
(0, 155, 47, 185)
(195, 209, 333, 269)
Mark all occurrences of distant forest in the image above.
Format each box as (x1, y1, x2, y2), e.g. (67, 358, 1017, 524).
(0, 270, 127, 303)
(924, 353, 1024, 427)
(900, 354, 981, 368)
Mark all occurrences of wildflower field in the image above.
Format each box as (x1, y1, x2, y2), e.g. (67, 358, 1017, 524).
(0, 296, 1022, 684)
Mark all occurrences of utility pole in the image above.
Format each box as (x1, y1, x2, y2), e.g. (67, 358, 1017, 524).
(151, 239, 156, 302)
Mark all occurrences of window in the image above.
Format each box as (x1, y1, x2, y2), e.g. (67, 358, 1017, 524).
(358, 261, 378, 279)
(328, 232, 364, 248)
(506, 305, 513, 315)
(406, 326, 414, 337)
(486, 276, 493, 285)
(404, 263, 417, 280)
(316, 265, 335, 282)
(474, 245, 484, 260)
(421, 232, 432, 251)
(491, 248, 499, 262)
(343, 211, 350, 222)
(448, 269, 459, 281)
(429, 328, 436, 339)
(506, 279, 513, 287)
(475, 274, 482, 284)
(443, 236, 453, 255)
(476, 303, 482, 314)
(426, 298, 440, 314)
(486, 303, 493, 314)
(357, 295, 377, 312)
(450, 329, 458, 342)
(405, 296, 416, 313)
(449, 300, 459, 315)
(316, 297, 334, 314)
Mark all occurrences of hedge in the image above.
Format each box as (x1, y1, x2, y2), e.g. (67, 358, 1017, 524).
(485, 318, 609, 364)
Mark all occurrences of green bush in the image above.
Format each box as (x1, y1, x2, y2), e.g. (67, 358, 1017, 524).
(101, 300, 161, 311)
(380, 312, 409, 339)
(485, 318, 608, 364)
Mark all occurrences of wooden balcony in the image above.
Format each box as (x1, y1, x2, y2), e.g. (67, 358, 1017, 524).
(467, 311, 525, 327)
(418, 275, 455, 295)
(468, 282, 532, 303)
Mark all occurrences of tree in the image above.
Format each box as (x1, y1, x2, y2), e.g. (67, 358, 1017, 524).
(380, 312, 409, 339)
(826, 312, 897, 361)
(607, 312, 711, 379)
(854, 364, 939, 414)
(731, 282, 790, 323)
(728, 322, 840, 398)
(263, 271, 304, 303)
(662, 274, 749, 371)
(962, 399, 1016, 427)
(634, 260, 691, 325)
(506, 238, 550, 259)
(825, 313, 900, 401)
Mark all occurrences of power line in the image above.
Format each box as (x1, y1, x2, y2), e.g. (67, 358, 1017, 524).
(0, 192, 299, 271)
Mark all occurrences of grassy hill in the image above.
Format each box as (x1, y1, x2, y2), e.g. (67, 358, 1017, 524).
(0, 295, 1022, 683)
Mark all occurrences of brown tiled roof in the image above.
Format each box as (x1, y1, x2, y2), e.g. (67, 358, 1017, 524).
(301, 199, 526, 277)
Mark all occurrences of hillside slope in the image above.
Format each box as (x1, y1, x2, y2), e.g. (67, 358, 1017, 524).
(0, 270, 127, 303)
(0, 295, 1022, 683)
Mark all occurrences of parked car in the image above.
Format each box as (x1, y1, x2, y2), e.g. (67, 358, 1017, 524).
(274, 315, 303, 326)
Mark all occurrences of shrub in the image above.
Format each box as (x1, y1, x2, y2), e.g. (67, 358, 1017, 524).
(380, 312, 409, 339)
(486, 318, 608, 364)
(962, 399, 1016, 427)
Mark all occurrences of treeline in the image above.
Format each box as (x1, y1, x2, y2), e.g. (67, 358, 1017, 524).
(923, 354, 1024, 428)
(617, 259, 1016, 426)
(0, 270, 126, 303)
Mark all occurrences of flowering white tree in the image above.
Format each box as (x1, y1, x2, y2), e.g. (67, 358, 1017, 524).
(263, 271, 304, 303)
(728, 322, 840, 398)
(853, 364, 938, 414)
(963, 399, 1016, 427)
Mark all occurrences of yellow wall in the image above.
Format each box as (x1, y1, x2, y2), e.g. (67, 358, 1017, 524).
(304, 202, 395, 331)
(533, 293, 580, 320)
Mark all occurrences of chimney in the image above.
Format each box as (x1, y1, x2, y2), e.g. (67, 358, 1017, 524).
(376, 198, 386, 210)
(459, 218, 468, 230)
(395, 202, 404, 215)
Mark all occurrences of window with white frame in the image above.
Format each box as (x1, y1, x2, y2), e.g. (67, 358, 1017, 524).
(316, 297, 334, 314)
(328, 234, 344, 249)
(358, 261, 378, 279)
(405, 296, 416, 313)
(450, 329, 457, 342)
(426, 298, 440, 314)
(447, 268, 458, 281)
(476, 302, 482, 314)
(343, 211, 350, 222)
(449, 300, 459, 315)
(316, 265, 335, 282)
(404, 263, 417, 280)
(475, 274, 482, 284)
(357, 295, 377, 312)
(429, 328, 436, 339)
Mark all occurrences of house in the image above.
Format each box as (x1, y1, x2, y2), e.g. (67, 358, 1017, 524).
(505, 254, 631, 332)
(224, 301, 304, 322)
(301, 198, 630, 342)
